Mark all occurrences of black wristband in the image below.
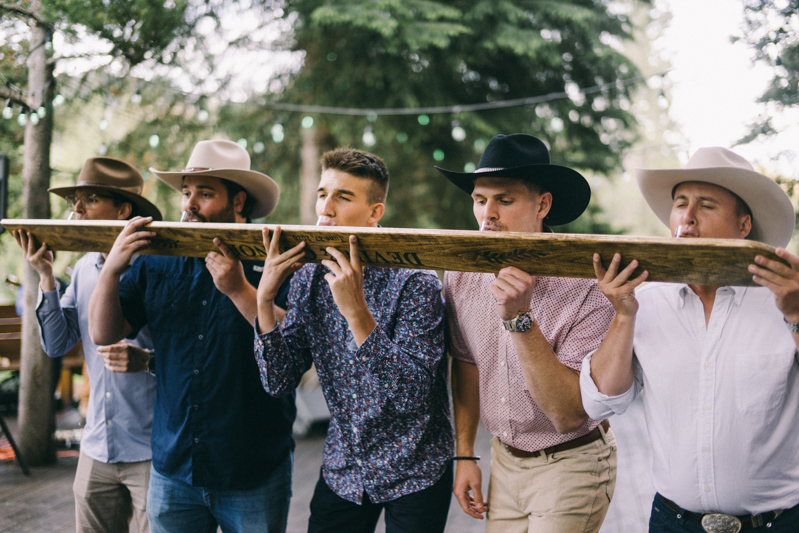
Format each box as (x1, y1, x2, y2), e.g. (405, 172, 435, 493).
(452, 456, 480, 461)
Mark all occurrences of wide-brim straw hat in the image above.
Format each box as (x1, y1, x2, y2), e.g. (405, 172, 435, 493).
(636, 147, 795, 248)
(49, 157, 162, 221)
(435, 134, 591, 226)
(150, 139, 279, 219)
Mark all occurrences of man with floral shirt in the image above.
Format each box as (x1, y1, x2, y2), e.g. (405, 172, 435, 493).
(254, 148, 453, 533)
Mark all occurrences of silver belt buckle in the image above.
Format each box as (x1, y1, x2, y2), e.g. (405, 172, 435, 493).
(701, 513, 742, 533)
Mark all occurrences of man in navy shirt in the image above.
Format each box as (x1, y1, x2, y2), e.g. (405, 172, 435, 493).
(255, 148, 453, 533)
(89, 140, 295, 533)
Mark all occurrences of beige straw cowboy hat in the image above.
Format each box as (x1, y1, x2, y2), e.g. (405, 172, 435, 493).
(49, 157, 162, 221)
(150, 139, 280, 219)
(636, 147, 795, 248)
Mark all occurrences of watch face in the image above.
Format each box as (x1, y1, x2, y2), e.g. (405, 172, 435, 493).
(515, 312, 534, 332)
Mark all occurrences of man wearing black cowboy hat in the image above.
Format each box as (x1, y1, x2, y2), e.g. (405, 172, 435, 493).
(439, 134, 616, 532)
(88, 140, 296, 533)
(13, 157, 161, 533)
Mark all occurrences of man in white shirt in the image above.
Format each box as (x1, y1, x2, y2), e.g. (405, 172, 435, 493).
(580, 147, 799, 532)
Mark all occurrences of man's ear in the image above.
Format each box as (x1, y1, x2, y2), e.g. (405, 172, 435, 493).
(739, 213, 752, 239)
(117, 202, 133, 220)
(368, 203, 385, 226)
(232, 190, 247, 215)
(536, 191, 553, 221)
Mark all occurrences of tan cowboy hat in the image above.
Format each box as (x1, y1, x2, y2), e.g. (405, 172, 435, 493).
(150, 139, 279, 219)
(636, 147, 795, 248)
(49, 157, 163, 221)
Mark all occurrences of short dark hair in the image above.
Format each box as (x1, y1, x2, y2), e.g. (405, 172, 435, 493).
(320, 148, 389, 204)
(222, 179, 256, 221)
(106, 192, 137, 220)
(733, 192, 753, 222)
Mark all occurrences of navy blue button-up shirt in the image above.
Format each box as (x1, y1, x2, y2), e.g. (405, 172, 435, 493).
(120, 256, 295, 490)
(255, 264, 452, 504)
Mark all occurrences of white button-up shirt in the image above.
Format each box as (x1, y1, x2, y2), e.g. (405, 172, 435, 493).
(580, 282, 799, 515)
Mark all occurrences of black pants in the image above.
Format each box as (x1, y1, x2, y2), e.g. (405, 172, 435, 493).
(307, 462, 453, 533)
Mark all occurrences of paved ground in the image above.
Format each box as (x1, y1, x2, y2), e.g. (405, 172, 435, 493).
(1, 397, 654, 532)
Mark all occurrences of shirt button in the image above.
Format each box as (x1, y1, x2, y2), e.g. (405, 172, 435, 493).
(198, 335, 203, 340)
(361, 356, 367, 362)
(384, 384, 389, 389)
(704, 485, 711, 492)
(704, 361, 711, 368)
(352, 393, 358, 399)
(500, 397, 506, 403)
(266, 339, 271, 345)
(701, 445, 708, 452)
(194, 438, 199, 444)
(202, 301, 207, 306)
(502, 431, 508, 437)
(698, 322, 705, 328)
(193, 404, 199, 410)
(194, 369, 200, 375)
(703, 403, 710, 410)
(349, 360, 355, 365)
(500, 361, 505, 367)
(356, 459, 362, 466)
(105, 392, 111, 398)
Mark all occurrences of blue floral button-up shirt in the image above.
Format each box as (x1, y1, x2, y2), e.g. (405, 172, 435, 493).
(255, 263, 453, 504)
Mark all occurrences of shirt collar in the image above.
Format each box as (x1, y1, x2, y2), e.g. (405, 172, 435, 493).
(675, 283, 748, 309)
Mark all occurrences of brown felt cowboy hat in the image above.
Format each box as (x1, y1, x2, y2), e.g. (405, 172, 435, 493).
(49, 157, 162, 221)
(150, 139, 280, 219)
(636, 147, 795, 248)
(435, 134, 591, 226)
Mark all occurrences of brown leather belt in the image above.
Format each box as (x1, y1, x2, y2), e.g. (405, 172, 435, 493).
(503, 420, 610, 458)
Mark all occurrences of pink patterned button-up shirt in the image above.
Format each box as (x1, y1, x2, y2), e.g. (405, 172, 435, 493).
(444, 271, 614, 451)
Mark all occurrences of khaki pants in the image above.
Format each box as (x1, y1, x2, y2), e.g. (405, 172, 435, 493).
(486, 426, 617, 533)
(73, 451, 151, 533)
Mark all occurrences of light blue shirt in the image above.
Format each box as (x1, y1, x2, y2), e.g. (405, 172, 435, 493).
(36, 252, 155, 464)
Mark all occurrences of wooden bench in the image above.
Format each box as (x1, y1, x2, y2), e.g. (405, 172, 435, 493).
(0, 303, 84, 401)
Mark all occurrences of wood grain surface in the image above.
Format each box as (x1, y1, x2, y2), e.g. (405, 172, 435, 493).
(2, 218, 786, 286)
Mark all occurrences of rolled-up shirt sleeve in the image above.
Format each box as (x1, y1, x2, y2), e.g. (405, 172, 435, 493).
(579, 349, 643, 420)
(36, 286, 80, 358)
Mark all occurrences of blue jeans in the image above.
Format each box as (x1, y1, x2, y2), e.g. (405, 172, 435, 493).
(146, 452, 292, 533)
(307, 462, 453, 533)
(649, 493, 799, 532)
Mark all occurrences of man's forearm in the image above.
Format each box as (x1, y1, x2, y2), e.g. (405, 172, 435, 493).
(589, 314, 637, 396)
(88, 270, 128, 345)
(452, 358, 481, 455)
(228, 283, 258, 326)
(512, 323, 589, 434)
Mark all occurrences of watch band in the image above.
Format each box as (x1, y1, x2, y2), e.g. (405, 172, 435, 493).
(785, 317, 799, 333)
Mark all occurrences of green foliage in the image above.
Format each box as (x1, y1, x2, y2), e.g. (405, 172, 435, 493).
(735, 0, 799, 143)
(257, 0, 646, 230)
(43, 0, 196, 67)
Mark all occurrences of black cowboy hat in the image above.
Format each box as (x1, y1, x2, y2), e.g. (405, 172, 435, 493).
(435, 134, 590, 226)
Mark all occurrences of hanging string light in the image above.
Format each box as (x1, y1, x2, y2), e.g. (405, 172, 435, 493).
(362, 125, 376, 147)
(451, 120, 466, 142)
(2, 99, 12, 120)
(271, 123, 285, 143)
(17, 106, 27, 126)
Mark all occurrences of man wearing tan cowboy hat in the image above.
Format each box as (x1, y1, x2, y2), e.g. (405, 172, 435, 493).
(439, 133, 617, 532)
(88, 140, 296, 533)
(13, 157, 161, 533)
(581, 147, 799, 531)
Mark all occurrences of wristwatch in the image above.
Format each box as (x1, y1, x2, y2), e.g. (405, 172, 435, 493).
(784, 317, 799, 333)
(502, 311, 534, 333)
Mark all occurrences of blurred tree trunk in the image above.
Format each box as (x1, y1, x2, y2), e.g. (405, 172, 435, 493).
(17, 1, 56, 466)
